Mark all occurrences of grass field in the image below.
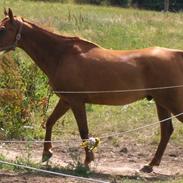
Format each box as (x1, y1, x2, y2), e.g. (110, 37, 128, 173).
(1, 0, 183, 182)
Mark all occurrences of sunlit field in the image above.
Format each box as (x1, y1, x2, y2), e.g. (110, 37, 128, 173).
(0, 1, 183, 182)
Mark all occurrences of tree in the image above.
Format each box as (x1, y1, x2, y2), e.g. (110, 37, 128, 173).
(164, 0, 170, 11)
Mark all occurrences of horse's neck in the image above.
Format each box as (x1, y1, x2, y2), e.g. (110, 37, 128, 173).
(18, 21, 68, 79)
(18, 20, 99, 80)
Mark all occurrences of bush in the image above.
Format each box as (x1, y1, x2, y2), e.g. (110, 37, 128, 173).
(27, 0, 183, 11)
(0, 52, 51, 140)
(131, 0, 183, 11)
(28, 0, 129, 6)
(131, 0, 164, 10)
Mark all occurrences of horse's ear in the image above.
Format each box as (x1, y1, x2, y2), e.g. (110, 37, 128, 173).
(4, 8, 8, 16)
(8, 8, 14, 23)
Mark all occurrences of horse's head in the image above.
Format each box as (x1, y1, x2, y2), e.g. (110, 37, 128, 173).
(0, 8, 22, 52)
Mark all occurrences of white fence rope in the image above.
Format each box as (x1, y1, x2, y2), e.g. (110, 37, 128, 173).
(1, 84, 183, 94)
(100, 112, 183, 139)
(0, 160, 109, 183)
(1, 112, 183, 144)
(54, 84, 183, 94)
(0, 140, 70, 143)
(0, 113, 182, 183)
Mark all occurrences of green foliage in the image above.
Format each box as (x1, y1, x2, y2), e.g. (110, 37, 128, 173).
(0, 154, 6, 169)
(66, 147, 91, 177)
(132, 0, 183, 11)
(25, 0, 183, 11)
(132, 0, 162, 10)
(0, 52, 50, 140)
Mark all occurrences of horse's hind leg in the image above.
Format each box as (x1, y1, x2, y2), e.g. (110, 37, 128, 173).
(141, 102, 174, 173)
(42, 99, 70, 162)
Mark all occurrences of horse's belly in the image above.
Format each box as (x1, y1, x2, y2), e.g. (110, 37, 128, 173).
(86, 92, 145, 105)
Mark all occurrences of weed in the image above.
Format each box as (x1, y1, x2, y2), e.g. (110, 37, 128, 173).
(0, 154, 6, 169)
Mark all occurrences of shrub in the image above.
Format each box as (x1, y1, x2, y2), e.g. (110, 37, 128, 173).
(0, 52, 50, 139)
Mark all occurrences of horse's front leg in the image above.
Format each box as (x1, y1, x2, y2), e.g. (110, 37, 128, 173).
(141, 102, 173, 173)
(42, 99, 70, 162)
(71, 101, 94, 167)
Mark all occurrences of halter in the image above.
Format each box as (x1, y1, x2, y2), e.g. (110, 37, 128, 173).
(0, 18, 23, 52)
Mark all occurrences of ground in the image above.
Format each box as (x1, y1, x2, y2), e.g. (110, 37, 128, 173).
(1, 137, 183, 183)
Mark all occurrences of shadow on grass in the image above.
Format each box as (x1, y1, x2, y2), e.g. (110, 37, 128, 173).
(0, 164, 179, 183)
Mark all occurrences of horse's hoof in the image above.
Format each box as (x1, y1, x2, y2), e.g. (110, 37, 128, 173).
(42, 150, 53, 162)
(85, 151, 94, 164)
(140, 165, 153, 173)
(84, 162, 90, 169)
(84, 155, 94, 168)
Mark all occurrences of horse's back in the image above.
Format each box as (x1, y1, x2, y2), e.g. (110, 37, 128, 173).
(56, 44, 183, 105)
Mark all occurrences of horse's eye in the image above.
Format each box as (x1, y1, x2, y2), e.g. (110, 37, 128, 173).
(0, 26, 6, 35)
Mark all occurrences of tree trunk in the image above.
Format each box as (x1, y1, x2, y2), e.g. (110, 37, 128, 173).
(164, 0, 170, 12)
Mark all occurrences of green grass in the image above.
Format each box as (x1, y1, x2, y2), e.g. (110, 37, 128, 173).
(1, 0, 183, 50)
(1, 1, 183, 182)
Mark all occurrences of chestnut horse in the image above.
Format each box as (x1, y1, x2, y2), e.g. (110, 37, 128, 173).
(1, 8, 183, 173)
